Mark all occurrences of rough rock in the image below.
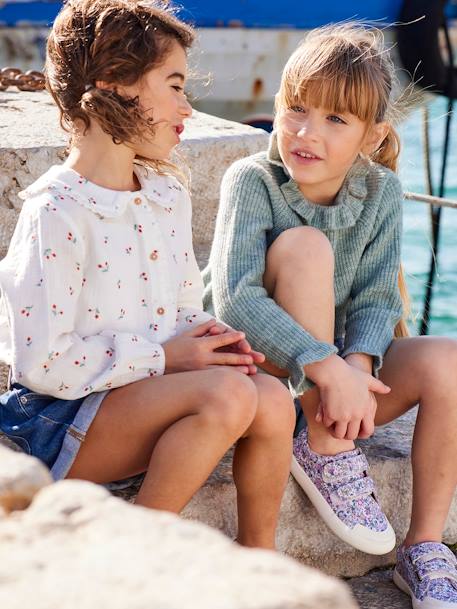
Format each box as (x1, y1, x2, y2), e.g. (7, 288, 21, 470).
(0, 444, 52, 514)
(348, 568, 416, 609)
(0, 90, 269, 265)
(0, 477, 358, 609)
(106, 408, 457, 577)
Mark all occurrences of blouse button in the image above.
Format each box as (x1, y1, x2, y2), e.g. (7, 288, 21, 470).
(157, 307, 165, 315)
(149, 251, 159, 261)
(133, 197, 142, 205)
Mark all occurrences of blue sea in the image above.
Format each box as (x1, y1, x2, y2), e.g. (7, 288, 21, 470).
(399, 98, 457, 336)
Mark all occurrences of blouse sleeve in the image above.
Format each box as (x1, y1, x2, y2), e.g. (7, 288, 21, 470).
(0, 198, 166, 399)
(340, 174, 404, 374)
(209, 160, 337, 397)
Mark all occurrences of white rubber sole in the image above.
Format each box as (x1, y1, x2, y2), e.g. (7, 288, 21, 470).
(291, 454, 396, 555)
(393, 569, 457, 609)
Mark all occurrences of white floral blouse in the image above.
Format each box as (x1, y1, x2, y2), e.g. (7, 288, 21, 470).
(0, 163, 212, 399)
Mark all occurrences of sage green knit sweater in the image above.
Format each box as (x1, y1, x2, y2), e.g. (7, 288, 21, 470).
(203, 135, 403, 396)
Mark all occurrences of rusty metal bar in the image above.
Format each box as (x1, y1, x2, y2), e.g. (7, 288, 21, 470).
(404, 191, 457, 210)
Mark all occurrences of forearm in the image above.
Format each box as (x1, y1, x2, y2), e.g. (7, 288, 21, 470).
(344, 352, 373, 374)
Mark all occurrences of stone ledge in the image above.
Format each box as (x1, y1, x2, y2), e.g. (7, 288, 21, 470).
(108, 407, 457, 578)
(2, 407, 456, 577)
(0, 90, 269, 266)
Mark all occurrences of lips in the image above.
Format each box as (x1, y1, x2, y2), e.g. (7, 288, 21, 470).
(292, 148, 322, 160)
(174, 124, 184, 135)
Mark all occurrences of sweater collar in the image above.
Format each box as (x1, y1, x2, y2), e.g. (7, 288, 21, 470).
(267, 133, 368, 230)
(19, 162, 182, 217)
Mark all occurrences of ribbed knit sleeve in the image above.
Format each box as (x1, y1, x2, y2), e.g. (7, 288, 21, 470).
(209, 160, 337, 396)
(340, 173, 403, 374)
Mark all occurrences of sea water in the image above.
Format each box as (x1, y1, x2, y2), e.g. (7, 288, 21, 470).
(399, 97, 457, 337)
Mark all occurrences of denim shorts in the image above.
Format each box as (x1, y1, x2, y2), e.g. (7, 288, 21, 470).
(0, 383, 108, 480)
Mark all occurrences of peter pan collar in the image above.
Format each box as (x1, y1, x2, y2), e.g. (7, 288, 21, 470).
(19, 162, 183, 217)
(267, 133, 369, 230)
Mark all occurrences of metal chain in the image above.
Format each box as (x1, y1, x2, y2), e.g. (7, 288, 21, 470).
(0, 67, 45, 92)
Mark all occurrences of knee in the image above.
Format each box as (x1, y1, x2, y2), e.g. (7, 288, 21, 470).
(200, 369, 258, 435)
(249, 375, 296, 439)
(407, 337, 457, 388)
(267, 226, 334, 271)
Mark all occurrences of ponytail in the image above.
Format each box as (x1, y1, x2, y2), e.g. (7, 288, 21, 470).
(372, 125, 401, 172)
(394, 266, 410, 338)
(372, 124, 410, 338)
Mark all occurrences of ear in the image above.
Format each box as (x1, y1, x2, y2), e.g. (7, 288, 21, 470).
(94, 80, 118, 94)
(361, 122, 390, 156)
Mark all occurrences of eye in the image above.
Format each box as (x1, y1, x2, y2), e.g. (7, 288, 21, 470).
(172, 85, 184, 93)
(289, 105, 306, 113)
(328, 114, 346, 124)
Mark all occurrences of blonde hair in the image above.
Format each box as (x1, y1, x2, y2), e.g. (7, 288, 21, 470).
(276, 23, 409, 337)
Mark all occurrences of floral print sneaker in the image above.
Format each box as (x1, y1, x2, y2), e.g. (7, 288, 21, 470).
(291, 428, 395, 554)
(394, 542, 457, 608)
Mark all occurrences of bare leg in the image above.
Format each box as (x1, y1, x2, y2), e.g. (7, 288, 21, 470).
(375, 336, 457, 545)
(263, 226, 353, 455)
(233, 374, 295, 548)
(67, 368, 258, 513)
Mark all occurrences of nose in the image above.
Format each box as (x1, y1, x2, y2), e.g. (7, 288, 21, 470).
(180, 96, 192, 118)
(296, 116, 320, 140)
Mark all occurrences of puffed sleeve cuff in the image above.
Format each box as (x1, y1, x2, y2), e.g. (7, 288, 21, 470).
(287, 342, 338, 398)
(341, 308, 400, 376)
(175, 307, 214, 335)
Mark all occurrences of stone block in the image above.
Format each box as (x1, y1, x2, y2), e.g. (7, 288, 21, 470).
(0, 90, 269, 265)
(0, 444, 52, 514)
(110, 408, 457, 577)
(0, 478, 358, 609)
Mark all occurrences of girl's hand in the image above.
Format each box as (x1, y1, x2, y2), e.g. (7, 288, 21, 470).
(163, 319, 257, 374)
(343, 353, 379, 439)
(306, 354, 390, 441)
(206, 320, 265, 375)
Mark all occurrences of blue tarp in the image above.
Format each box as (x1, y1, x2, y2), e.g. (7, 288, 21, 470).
(0, 0, 456, 28)
(179, 1, 403, 28)
(0, 0, 403, 28)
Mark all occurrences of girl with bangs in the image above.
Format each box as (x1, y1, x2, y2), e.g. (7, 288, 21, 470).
(0, 0, 297, 550)
(204, 24, 457, 606)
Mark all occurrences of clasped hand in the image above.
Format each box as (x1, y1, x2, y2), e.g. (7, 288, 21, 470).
(306, 354, 391, 441)
(163, 319, 265, 374)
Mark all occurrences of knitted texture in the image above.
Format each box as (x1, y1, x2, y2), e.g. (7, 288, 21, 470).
(203, 134, 403, 396)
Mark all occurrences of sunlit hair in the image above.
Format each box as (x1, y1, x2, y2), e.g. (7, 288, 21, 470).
(275, 23, 409, 337)
(46, 0, 194, 176)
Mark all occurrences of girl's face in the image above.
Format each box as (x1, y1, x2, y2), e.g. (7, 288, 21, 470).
(276, 103, 385, 204)
(121, 40, 192, 160)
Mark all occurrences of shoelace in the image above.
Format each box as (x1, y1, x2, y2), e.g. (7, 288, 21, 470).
(413, 549, 457, 588)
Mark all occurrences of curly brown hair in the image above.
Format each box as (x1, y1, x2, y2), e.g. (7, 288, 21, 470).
(45, 0, 194, 145)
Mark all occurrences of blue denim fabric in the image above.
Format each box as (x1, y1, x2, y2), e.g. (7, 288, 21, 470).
(0, 384, 108, 480)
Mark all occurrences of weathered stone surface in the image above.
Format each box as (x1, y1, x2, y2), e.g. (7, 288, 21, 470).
(0, 444, 52, 514)
(348, 568, 411, 609)
(0, 90, 269, 265)
(0, 478, 358, 609)
(107, 408, 457, 577)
